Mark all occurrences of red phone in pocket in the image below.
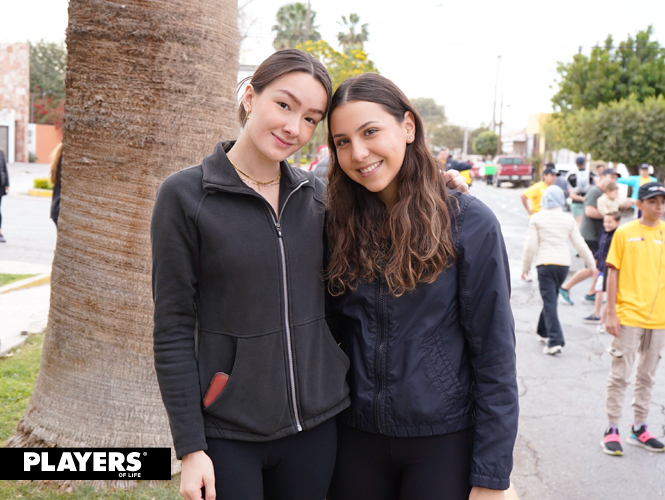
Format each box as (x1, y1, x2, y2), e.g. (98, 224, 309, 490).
(203, 372, 230, 407)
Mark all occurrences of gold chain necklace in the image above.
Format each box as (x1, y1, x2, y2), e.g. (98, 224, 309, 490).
(230, 159, 281, 190)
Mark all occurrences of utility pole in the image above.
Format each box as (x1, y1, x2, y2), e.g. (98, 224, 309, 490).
(305, 0, 311, 40)
(463, 127, 469, 159)
(491, 55, 501, 133)
(496, 93, 504, 156)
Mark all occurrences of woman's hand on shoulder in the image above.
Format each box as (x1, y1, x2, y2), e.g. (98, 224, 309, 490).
(180, 450, 215, 500)
(469, 486, 505, 500)
(442, 169, 469, 193)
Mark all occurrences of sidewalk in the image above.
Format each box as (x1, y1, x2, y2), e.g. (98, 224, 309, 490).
(0, 162, 56, 355)
(0, 261, 51, 356)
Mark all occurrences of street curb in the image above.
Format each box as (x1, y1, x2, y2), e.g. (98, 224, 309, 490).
(28, 188, 53, 197)
(0, 273, 51, 294)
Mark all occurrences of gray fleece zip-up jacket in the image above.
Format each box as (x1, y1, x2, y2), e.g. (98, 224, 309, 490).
(151, 141, 350, 460)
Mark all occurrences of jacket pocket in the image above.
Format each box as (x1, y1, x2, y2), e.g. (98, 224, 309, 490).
(292, 318, 350, 422)
(200, 332, 291, 437)
(421, 332, 465, 412)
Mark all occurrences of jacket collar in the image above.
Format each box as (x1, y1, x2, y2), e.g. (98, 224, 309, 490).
(201, 141, 311, 193)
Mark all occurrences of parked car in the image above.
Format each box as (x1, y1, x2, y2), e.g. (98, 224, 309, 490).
(492, 155, 533, 188)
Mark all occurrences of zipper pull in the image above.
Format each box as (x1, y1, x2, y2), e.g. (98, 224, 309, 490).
(275, 222, 282, 238)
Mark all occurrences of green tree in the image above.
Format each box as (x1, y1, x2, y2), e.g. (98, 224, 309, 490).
(411, 97, 446, 147)
(411, 97, 446, 125)
(29, 39, 67, 99)
(30, 40, 67, 125)
(272, 2, 321, 50)
(430, 123, 488, 151)
(430, 124, 464, 150)
(296, 39, 378, 155)
(467, 126, 490, 154)
(552, 26, 665, 113)
(561, 95, 665, 178)
(337, 13, 368, 53)
(473, 130, 499, 157)
(296, 39, 377, 90)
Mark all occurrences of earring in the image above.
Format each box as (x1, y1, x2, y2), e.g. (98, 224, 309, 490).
(409, 136, 413, 141)
(247, 110, 251, 120)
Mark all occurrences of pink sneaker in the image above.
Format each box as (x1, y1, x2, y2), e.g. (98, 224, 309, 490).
(601, 427, 623, 456)
(628, 425, 665, 452)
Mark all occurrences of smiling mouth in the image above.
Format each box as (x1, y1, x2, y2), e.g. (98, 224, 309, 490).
(272, 134, 294, 148)
(359, 161, 382, 175)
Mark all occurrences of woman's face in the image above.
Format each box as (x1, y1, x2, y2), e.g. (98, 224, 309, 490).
(330, 100, 414, 208)
(242, 72, 328, 162)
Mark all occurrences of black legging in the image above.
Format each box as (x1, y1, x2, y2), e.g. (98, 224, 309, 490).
(536, 264, 569, 347)
(205, 417, 336, 500)
(328, 423, 474, 500)
(0, 194, 3, 229)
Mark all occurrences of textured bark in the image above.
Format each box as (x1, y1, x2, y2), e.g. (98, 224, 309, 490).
(6, 0, 239, 481)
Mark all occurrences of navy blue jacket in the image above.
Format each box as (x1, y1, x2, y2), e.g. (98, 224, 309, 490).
(326, 192, 518, 490)
(595, 228, 616, 274)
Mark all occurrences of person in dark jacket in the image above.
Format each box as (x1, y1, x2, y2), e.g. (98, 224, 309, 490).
(152, 50, 351, 500)
(325, 73, 518, 500)
(49, 143, 63, 227)
(0, 147, 9, 242)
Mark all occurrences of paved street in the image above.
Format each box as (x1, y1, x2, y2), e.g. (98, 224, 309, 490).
(470, 181, 665, 500)
(1, 166, 664, 498)
(0, 162, 55, 354)
(0, 162, 57, 266)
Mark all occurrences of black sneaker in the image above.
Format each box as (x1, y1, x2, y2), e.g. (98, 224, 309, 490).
(601, 427, 623, 456)
(628, 424, 665, 452)
(583, 314, 601, 324)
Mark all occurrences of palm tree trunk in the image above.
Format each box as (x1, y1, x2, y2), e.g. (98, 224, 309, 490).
(6, 0, 239, 482)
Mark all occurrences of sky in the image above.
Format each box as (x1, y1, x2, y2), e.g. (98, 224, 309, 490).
(4, 0, 665, 133)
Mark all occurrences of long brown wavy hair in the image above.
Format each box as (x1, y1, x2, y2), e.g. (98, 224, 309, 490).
(326, 73, 456, 296)
(49, 143, 63, 186)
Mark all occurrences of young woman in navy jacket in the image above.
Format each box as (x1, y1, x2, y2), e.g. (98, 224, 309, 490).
(152, 51, 470, 500)
(325, 73, 519, 500)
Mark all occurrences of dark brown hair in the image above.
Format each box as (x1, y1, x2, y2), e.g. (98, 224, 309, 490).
(325, 73, 456, 296)
(605, 211, 621, 222)
(237, 49, 332, 125)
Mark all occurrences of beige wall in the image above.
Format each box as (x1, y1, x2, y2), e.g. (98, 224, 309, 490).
(0, 43, 30, 162)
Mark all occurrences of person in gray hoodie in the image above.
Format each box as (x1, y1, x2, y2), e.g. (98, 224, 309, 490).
(521, 185, 596, 354)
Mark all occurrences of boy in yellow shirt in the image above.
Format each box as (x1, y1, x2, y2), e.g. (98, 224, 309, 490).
(521, 166, 557, 215)
(601, 182, 665, 456)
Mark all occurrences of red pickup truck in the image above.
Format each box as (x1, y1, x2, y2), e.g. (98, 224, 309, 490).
(492, 155, 534, 188)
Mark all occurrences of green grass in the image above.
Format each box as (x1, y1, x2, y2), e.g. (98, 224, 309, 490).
(0, 274, 36, 287)
(0, 333, 44, 447)
(0, 480, 181, 499)
(0, 334, 181, 499)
